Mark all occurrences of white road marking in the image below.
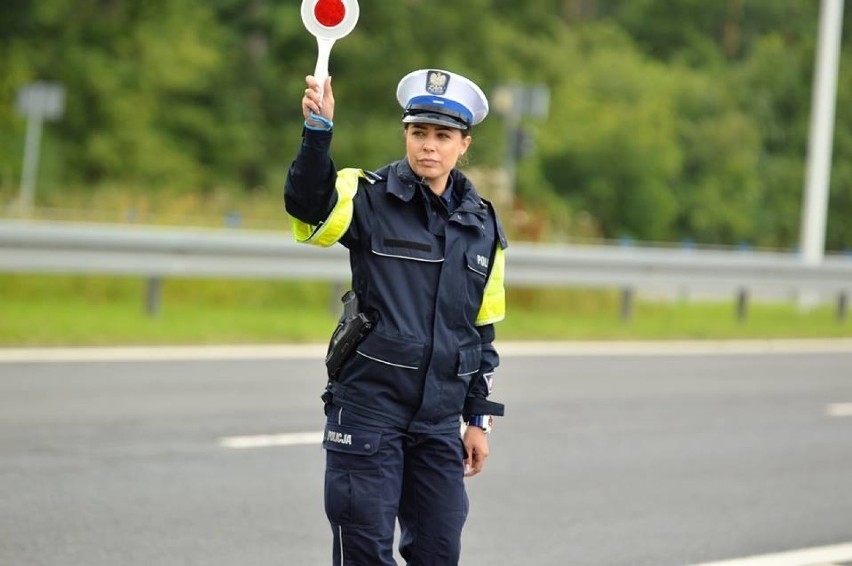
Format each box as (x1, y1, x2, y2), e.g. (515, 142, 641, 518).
(218, 431, 323, 449)
(826, 403, 852, 417)
(498, 338, 852, 357)
(686, 542, 852, 565)
(2, 339, 852, 363)
(221, 405, 852, 451)
(0, 344, 326, 363)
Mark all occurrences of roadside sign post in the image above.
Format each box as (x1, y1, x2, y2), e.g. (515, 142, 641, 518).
(15, 81, 65, 215)
(493, 83, 550, 205)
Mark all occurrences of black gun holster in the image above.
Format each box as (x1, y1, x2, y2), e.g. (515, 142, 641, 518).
(325, 290, 375, 379)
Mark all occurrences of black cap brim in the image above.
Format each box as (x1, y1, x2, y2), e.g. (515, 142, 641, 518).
(402, 112, 469, 130)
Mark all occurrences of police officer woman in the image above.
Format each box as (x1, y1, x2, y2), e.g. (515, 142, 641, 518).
(285, 68, 507, 566)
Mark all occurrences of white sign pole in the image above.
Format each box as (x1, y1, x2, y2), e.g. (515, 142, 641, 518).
(19, 112, 45, 214)
(15, 81, 65, 215)
(800, 0, 845, 267)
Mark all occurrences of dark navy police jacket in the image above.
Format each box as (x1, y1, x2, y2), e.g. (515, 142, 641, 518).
(285, 128, 506, 434)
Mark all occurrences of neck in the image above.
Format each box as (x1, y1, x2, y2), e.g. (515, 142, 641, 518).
(425, 174, 449, 196)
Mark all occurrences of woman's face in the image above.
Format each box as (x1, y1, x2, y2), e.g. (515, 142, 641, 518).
(405, 123, 472, 192)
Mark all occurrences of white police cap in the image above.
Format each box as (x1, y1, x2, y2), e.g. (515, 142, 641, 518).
(396, 69, 489, 130)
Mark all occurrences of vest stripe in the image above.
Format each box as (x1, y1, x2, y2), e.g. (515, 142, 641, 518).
(289, 168, 362, 247)
(476, 246, 506, 325)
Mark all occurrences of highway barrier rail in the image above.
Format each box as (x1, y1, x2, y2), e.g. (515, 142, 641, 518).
(2, 219, 850, 319)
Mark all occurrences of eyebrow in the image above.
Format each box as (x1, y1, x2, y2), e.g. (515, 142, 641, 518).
(411, 125, 455, 133)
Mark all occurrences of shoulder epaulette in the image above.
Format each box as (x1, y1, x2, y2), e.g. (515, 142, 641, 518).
(362, 169, 385, 184)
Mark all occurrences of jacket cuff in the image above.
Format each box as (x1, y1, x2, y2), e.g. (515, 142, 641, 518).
(301, 126, 334, 148)
(463, 398, 505, 418)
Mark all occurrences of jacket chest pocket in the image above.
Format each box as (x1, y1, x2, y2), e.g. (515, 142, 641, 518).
(370, 232, 445, 264)
(465, 248, 491, 279)
(464, 246, 492, 300)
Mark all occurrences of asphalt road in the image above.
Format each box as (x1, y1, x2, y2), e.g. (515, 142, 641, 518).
(1, 344, 851, 566)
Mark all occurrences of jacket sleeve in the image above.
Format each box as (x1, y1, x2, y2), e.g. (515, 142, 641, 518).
(463, 207, 508, 419)
(284, 128, 338, 225)
(463, 323, 505, 418)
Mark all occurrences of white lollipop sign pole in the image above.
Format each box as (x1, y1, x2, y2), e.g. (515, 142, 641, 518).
(301, 0, 360, 106)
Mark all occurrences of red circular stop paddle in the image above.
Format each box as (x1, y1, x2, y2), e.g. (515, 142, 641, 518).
(301, 0, 360, 105)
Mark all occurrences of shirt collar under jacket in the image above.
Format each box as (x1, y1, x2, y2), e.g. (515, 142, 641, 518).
(440, 175, 461, 212)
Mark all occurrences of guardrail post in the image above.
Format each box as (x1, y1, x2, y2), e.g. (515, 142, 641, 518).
(736, 287, 749, 322)
(620, 287, 634, 322)
(838, 291, 848, 321)
(145, 276, 162, 317)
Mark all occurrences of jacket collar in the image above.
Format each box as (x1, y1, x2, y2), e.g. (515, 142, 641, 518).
(387, 159, 488, 222)
(385, 159, 418, 202)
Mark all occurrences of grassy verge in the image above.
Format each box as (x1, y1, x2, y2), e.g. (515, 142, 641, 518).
(1, 275, 849, 347)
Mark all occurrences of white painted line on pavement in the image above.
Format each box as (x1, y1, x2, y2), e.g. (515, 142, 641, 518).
(497, 338, 852, 357)
(686, 542, 852, 566)
(218, 431, 323, 449)
(826, 403, 852, 417)
(0, 344, 326, 363)
(3, 339, 852, 363)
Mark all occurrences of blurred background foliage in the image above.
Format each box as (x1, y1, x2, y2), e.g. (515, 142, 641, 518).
(2, 0, 851, 251)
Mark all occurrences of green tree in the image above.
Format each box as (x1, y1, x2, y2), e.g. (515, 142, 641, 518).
(537, 25, 682, 241)
(2, 0, 850, 253)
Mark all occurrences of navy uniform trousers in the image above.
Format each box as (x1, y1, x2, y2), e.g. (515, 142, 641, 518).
(323, 404, 469, 566)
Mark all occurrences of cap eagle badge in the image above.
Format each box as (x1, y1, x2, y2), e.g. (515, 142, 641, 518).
(426, 71, 450, 95)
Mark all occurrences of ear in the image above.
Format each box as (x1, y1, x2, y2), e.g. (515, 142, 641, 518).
(460, 135, 472, 154)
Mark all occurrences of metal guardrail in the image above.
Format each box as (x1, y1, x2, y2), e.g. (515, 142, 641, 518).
(1, 219, 851, 318)
(0, 219, 349, 281)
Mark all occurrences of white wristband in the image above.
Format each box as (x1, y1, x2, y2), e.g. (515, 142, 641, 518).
(467, 415, 492, 434)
